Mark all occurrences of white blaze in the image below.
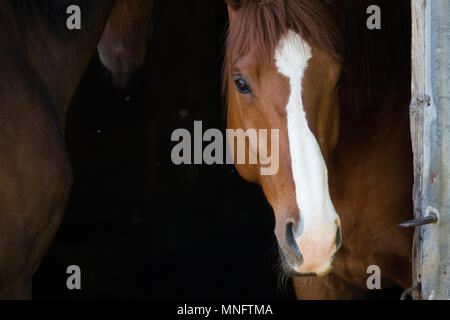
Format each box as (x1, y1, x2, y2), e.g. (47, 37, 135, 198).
(274, 30, 339, 248)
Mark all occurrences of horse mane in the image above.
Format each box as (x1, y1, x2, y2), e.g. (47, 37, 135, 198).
(332, 0, 411, 114)
(223, 0, 411, 114)
(8, 0, 93, 37)
(224, 0, 342, 66)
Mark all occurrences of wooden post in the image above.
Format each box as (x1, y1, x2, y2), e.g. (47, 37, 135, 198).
(410, 0, 450, 300)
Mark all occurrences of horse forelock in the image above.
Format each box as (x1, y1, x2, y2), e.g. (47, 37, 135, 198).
(221, 0, 342, 116)
(222, 0, 411, 115)
(224, 0, 342, 67)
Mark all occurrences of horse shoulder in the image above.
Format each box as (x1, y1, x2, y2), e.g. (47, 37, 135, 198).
(0, 50, 73, 298)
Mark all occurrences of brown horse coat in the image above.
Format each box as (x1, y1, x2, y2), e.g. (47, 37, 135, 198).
(0, 0, 114, 299)
(224, 0, 414, 299)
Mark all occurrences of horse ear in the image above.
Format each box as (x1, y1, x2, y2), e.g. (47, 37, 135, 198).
(225, 0, 240, 21)
(225, 0, 241, 10)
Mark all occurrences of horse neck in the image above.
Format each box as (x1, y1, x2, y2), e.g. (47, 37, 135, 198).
(0, 1, 115, 129)
(330, 84, 413, 227)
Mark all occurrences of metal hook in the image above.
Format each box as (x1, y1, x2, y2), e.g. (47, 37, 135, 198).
(400, 285, 420, 300)
(398, 213, 438, 228)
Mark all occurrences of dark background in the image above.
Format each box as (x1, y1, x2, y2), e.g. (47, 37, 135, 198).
(33, 0, 295, 299)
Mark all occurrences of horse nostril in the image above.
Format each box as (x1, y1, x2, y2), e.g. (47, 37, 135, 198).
(285, 222, 303, 264)
(335, 226, 342, 250)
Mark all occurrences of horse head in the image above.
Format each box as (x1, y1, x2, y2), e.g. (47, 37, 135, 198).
(98, 0, 154, 89)
(224, 0, 343, 276)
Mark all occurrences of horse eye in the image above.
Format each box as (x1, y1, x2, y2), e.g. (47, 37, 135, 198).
(233, 77, 252, 94)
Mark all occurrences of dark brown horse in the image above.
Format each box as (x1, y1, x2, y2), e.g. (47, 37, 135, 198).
(224, 0, 413, 299)
(0, 0, 153, 299)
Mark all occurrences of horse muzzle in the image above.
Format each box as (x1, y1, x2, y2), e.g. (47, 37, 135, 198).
(276, 219, 342, 277)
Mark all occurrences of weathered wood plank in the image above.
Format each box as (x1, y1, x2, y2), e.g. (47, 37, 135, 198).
(410, 0, 426, 300)
(410, 0, 450, 300)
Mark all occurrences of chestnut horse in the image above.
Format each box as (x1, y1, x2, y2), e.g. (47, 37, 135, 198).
(0, 0, 153, 299)
(224, 0, 413, 299)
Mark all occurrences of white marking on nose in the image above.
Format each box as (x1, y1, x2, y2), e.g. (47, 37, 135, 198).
(274, 30, 339, 247)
